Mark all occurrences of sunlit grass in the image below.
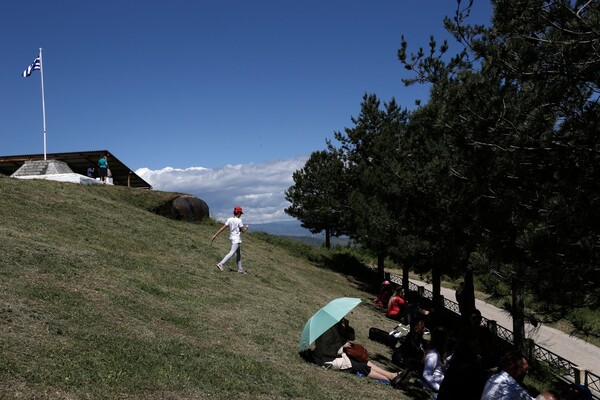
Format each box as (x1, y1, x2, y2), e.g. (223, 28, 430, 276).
(0, 175, 408, 399)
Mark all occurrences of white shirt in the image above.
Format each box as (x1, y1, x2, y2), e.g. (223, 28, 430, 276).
(226, 216, 244, 243)
(480, 371, 534, 400)
(422, 349, 451, 391)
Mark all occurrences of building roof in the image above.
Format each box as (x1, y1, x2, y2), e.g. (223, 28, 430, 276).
(0, 150, 152, 189)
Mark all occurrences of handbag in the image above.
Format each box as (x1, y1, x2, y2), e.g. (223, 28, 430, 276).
(344, 343, 369, 363)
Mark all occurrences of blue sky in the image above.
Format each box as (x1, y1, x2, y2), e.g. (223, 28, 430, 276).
(2, 0, 492, 223)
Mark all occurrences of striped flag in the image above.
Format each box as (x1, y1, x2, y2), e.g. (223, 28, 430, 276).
(22, 57, 41, 78)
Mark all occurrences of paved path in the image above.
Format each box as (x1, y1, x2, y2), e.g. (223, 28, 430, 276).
(410, 279, 600, 376)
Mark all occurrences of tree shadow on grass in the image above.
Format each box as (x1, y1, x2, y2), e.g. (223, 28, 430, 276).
(321, 252, 380, 293)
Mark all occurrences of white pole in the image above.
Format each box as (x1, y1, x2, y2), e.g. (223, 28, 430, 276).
(39, 48, 47, 160)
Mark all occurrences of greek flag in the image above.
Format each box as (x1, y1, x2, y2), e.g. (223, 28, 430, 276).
(22, 57, 41, 78)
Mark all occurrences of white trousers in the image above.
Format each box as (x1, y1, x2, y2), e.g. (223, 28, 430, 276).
(220, 242, 243, 271)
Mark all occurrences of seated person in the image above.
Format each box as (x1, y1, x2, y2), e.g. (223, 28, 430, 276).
(403, 291, 433, 327)
(392, 316, 427, 371)
(561, 384, 593, 400)
(390, 316, 429, 387)
(538, 390, 561, 400)
(313, 317, 402, 386)
(387, 287, 407, 322)
(437, 329, 488, 400)
(480, 351, 534, 400)
(422, 326, 452, 393)
(375, 280, 393, 308)
(467, 309, 502, 370)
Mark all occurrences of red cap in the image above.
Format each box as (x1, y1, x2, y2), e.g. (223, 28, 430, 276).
(234, 206, 243, 214)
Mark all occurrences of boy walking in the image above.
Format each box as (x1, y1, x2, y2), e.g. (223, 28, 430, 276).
(211, 206, 249, 274)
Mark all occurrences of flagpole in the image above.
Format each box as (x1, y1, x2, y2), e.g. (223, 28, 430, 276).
(39, 48, 47, 160)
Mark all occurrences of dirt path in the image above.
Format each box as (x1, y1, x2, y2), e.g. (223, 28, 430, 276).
(410, 279, 600, 376)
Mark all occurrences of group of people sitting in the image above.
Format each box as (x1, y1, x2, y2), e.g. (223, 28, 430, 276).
(375, 280, 405, 321)
(376, 280, 431, 327)
(302, 280, 595, 400)
(375, 282, 594, 399)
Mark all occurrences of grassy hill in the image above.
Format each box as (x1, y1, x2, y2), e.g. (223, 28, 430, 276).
(0, 175, 410, 400)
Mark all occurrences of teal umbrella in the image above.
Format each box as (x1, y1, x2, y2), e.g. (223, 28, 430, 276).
(299, 297, 362, 350)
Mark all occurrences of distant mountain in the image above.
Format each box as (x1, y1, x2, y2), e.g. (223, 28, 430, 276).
(251, 220, 316, 236)
(251, 220, 349, 247)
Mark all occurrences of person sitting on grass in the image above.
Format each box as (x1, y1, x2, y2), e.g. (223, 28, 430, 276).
(387, 287, 408, 323)
(561, 384, 593, 400)
(391, 315, 428, 386)
(466, 309, 501, 371)
(375, 280, 393, 308)
(480, 351, 533, 400)
(437, 328, 488, 400)
(312, 318, 403, 387)
(422, 326, 452, 394)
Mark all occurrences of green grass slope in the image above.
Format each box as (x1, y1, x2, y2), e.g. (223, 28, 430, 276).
(0, 176, 408, 400)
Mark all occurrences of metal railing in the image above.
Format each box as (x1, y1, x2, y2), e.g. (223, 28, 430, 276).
(531, 344, 574, 375)
(493, 321, 514, 344)
(393, 274, 600, 398)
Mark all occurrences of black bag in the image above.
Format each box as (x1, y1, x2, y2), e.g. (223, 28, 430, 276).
(368, 327, 399, 348)
(393, 332, 425, 368)
(391, 346, 406, 367)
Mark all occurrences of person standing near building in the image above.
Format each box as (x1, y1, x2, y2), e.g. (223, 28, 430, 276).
(211, 206, 249, 274)
(98, 154, 109, 183)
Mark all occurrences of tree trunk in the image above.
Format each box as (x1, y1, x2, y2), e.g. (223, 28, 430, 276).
(432, 265, 443, 313)
(325, 227, 331, 249)
(511, 276, 526, 353)
(377, 253, 385, 282)
(464, 269, 475, 314)
(402, 265, 409, 291)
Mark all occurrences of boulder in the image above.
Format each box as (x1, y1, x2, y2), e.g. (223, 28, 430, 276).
(155, 195, 209, 222)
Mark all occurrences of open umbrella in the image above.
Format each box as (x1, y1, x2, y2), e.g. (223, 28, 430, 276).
(299, 297, 361, 350)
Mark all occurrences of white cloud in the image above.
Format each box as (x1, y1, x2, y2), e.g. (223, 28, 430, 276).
(136, 156, 308, 223)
